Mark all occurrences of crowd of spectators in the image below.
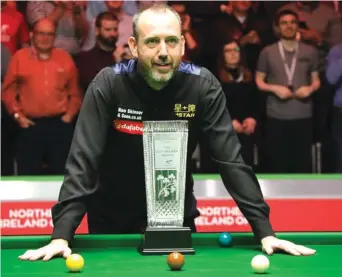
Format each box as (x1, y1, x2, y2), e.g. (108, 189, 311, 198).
(1, 0, 342, 176)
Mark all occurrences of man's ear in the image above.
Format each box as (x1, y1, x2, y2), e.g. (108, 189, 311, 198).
(128, 36, 138, 58)
(181, 35, 185, 56)
(273, 24, 281, 39)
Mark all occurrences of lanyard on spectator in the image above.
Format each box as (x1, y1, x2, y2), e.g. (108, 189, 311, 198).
(278, 41, 299, 89)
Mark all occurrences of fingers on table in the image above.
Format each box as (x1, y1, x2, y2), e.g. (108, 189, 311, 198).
(18, 245, 67, 261)
(19, 249, 47, 261)
(295, 245, 316, 255)
(280, 241, 316, 256)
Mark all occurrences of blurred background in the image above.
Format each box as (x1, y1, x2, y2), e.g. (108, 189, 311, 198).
(1, 0, 342, 176)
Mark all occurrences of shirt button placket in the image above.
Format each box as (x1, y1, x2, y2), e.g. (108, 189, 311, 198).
(44, 66, 49, 95)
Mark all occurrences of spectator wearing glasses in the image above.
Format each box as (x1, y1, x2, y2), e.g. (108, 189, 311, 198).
(26, 1, 89, 58)
(1, 18, 82, 175)
(217, 38, 260, 168)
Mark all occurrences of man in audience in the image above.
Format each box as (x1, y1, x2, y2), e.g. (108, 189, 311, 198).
(26, 1, 89, 58)
(1, 18, 82, 175)
(255, 10, 320, 173)
(208, 0, 275, 73)
(81, 1, 133, 52)
(277, 1, 342, 172)
(278, 1, 342, 49)
(326, 43, 342, 173)
(76, 12, 124, 93)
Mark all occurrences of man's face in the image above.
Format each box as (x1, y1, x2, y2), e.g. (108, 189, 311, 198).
(96, 19, 119, 48)
(223, 41, 240, 67)
(232, 1, 251, 13)
(129, 10, 185, 88)
(32, 20, 56, 53)
(278, 14, 298, 40)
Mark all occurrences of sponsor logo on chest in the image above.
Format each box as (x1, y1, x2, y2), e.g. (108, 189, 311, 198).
(114, 120, 143, 135)
(174, 104, 196, 118)
(114, 107, 144, 135)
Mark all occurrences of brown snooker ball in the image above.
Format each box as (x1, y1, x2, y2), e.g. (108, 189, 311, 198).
(167, 252, 184, 270)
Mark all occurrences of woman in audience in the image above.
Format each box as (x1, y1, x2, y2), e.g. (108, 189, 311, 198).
(216, 38, 261, 168)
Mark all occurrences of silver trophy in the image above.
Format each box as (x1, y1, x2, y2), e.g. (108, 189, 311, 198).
(139, 120, 195, 255)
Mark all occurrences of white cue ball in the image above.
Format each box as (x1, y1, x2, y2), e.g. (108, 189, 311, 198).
(251, 254, 270, 274)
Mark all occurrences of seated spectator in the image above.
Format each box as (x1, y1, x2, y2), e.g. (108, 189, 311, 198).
(26, 1, 89, 58)
(76, 12, 127, 93)
(1, 18, 82, 175)
(217, 38, 260, 167)
(1, 0, 30, 54)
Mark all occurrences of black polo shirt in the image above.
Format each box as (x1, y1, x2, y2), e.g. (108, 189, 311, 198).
(51, 59, 274, 243)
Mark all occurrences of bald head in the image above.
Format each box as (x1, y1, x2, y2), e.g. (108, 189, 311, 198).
(132, 3, 181, 40)
(33, 18, 56, 33)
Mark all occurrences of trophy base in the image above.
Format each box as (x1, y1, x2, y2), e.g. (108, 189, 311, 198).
(138, 227, 195, 255)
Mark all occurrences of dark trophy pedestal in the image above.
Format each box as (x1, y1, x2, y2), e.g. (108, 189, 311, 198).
(139, 227, 195, 255)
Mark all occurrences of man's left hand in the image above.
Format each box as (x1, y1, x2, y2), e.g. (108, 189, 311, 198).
(261, 236, 316, 256)
(61, 114, 73, 124)
(294, 86, 314, 99)
(242, 117, 256, 135)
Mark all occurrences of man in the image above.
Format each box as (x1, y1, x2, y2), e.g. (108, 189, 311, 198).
(326, 43, 342, 172)
(76, 12, 124, 93)
(255, 9, 320, 173)
(26, 1, 89, 57)
(207, 1, 275, 73)
(277, 3, 342, 166)
(1, 18, 82, 175)
(81, 0, 133, 52)
(277, 1, 342, 49)
(19, 4, 315, 261)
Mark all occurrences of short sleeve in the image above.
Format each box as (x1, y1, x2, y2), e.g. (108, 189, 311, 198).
(310, 47, 320, 73)
(256, 47, 269, 74)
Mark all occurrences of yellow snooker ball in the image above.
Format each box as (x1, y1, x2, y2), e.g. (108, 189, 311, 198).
(66, 254, 84, 272)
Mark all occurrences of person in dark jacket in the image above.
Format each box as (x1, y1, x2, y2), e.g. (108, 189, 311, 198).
(217, 38, 260, 168)
(18, 3, 315, 262)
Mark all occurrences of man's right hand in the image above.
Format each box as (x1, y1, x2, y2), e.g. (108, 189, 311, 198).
(16, 115, 35, 129)
(270, 85, 293, 100)
(18, 239, 71, 261)
(232, 119, 244, 133)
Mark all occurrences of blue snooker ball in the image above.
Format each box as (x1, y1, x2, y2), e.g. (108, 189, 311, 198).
(218, 232, 232, 247)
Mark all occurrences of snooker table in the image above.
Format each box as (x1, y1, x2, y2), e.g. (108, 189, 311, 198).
(2, 232, 342, 277)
